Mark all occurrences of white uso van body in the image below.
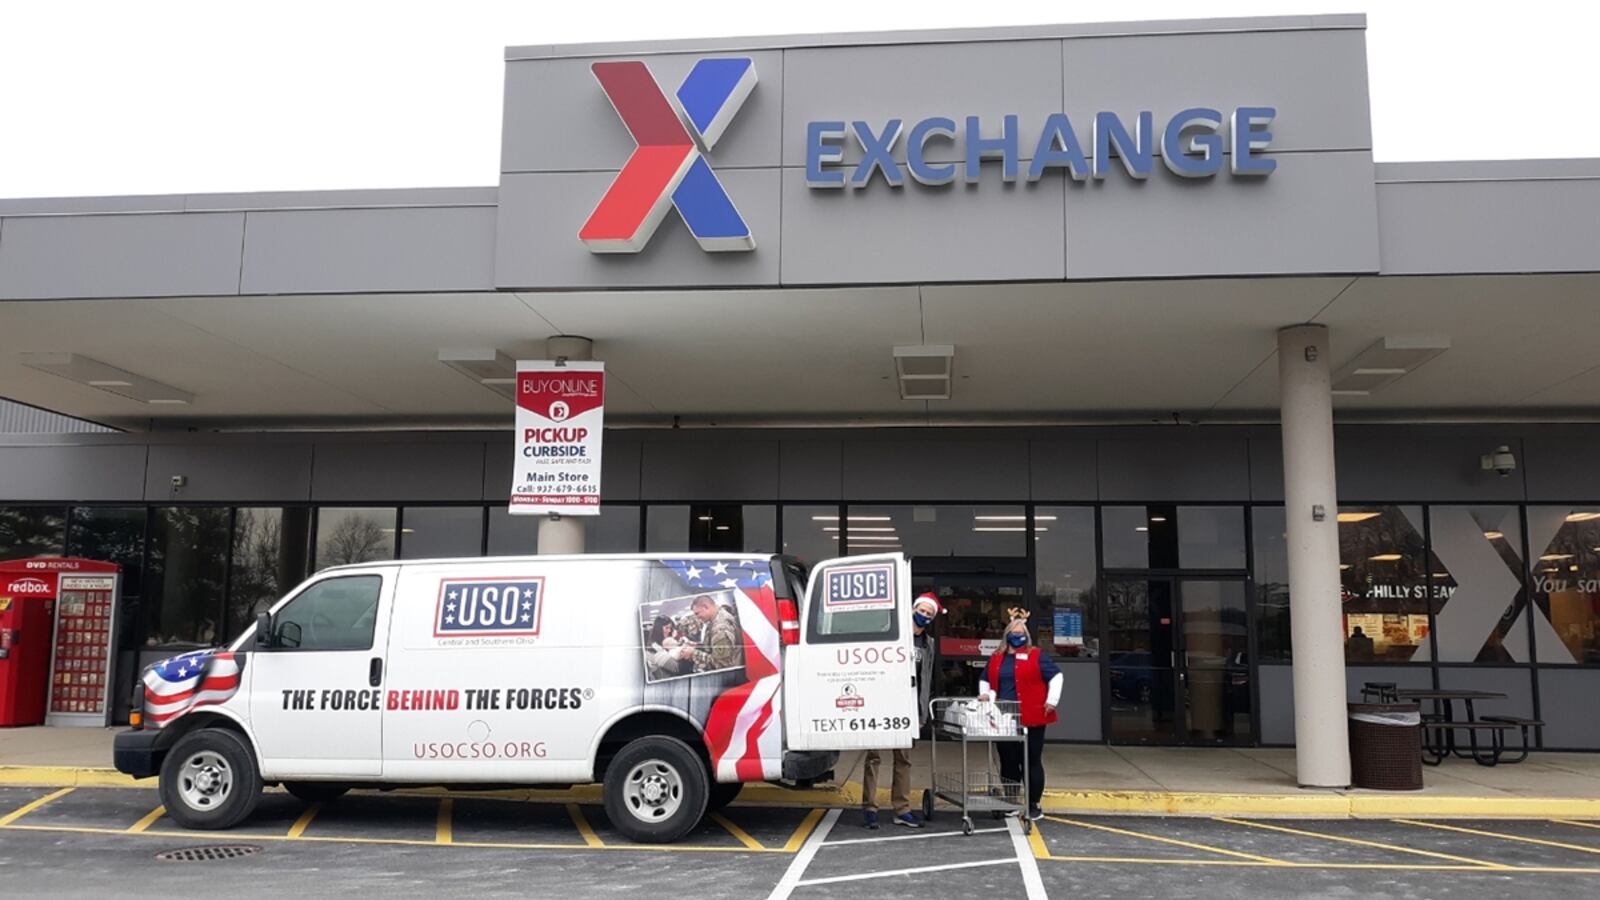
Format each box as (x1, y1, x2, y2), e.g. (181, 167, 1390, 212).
(113, 552, 915, 842)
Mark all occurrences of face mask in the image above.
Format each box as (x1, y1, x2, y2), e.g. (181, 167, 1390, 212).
(912, 612, 932, 628)
(1006, 633, 1027, 649)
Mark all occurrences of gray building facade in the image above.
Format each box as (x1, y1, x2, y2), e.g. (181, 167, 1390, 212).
(2, 15, 1599, 758)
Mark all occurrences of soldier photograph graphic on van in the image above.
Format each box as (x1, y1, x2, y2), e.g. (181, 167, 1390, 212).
(638, 589, 746, 683)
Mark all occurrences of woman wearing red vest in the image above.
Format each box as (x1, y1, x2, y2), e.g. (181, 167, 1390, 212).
(977, 607, 1062, 821)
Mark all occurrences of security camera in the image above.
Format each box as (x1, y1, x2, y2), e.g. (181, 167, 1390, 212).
(1480, 446, 1516, 478)
(170, 475, 187, 489)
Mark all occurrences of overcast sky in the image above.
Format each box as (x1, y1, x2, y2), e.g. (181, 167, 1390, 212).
(0, 0, 1592, 197)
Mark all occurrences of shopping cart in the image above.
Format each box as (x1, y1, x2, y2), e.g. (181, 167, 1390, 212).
(922, 697, 1031, 835)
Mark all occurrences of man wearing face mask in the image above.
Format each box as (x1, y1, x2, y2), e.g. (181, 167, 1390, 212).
(978, 607, 1061, 821)
(860, 593, 940, 829)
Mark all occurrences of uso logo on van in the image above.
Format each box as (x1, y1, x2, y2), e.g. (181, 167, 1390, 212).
(434, 578, 544, 638)
(824, 563, 895, 611)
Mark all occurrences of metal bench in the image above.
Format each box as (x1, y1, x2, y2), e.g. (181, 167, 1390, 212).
(1478, 715, 1544, 765)
(1422, 720, 1535, 767)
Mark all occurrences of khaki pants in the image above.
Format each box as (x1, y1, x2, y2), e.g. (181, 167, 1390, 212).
(861, 747, 913, 815)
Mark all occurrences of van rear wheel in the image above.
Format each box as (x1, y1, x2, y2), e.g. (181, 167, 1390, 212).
(603, 736, 708, 843)
(159, 728, 262, 830)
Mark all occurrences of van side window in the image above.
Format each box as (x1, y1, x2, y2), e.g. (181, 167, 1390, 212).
(807, 564, 899, 645)
(272, 575, 382, 651)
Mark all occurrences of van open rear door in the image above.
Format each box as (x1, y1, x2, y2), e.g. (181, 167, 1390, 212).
(783, 553, 917, 751)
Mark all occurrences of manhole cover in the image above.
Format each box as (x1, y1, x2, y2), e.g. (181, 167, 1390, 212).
(155, 845, 263, 862)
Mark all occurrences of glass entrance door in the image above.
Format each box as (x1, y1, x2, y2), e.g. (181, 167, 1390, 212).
(912, 558, 1029, 699)
(1104, 577, 1253, 745)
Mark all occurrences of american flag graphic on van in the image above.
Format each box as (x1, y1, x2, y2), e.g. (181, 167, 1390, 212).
(143, 650, 242, 728)
(661, 559, 782, 781)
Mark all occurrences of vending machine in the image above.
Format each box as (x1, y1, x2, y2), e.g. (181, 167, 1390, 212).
(0, 558, 122, 727)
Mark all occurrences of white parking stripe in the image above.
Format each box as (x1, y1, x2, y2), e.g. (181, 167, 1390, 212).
(764, 807, 839, 900)
(823, 826, 1008, 846)
(798, 858, 1015, 886)
(1009, 818, 1048, 900)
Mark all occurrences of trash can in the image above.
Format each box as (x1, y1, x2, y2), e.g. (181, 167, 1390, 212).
(1348, 702, 1423, 790)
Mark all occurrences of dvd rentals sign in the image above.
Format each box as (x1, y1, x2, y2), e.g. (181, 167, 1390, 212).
(510, 361, 605, 515)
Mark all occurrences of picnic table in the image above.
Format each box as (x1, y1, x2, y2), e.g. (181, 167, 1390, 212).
(1392, 688, 1539, 767)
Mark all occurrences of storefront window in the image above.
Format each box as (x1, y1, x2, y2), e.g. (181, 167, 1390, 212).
(227, 508, 311, 639)
(1103, 506, 1246, 570)
(1427, 506, 1527, 663)
(145, 508, 230, 646)
(487, 505, 641, 554)
(314, 508, 396, 568)
(1252, 507, 1291, 662)
(0, 506, 66, 560)
(1034, 507, 1097, 657)
(645, 505, 774, 553)
(782, 506, 840, 567)
(1526, 507, 1600, 664)
(845, 506, 1027, 557)
(1339, 505, 1431, 662)
(66, 507, 147, 599)
(400, 507, 484, 560)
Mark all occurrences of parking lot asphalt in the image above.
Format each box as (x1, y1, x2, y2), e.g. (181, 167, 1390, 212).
(2, 786, 1599, 898)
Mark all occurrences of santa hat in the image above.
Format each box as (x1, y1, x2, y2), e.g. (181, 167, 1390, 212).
(913, 593, 942, 615)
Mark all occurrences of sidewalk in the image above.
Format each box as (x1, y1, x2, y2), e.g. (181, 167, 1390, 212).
(5, 726, 1600, 817)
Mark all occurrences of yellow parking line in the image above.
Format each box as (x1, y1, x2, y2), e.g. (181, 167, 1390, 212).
(0, 821, 771, 852)
(1554, 819, 1600, 832)
(126, 805, 166, 834)
(287, 803, 321, 839)
(780, 808, 824, 853)
(1038, 854, 1600, 874)
(0, 787, 73, 827)
(1394, 819, 1600, 857)
(567, 803, 603, 848)
(710, 812, 765, 851)
(436, 799, 453, 845)
(1214, 817, 1512, 869)
(1043, 815, 1289, 865)
(1028, 820, 1051, 859)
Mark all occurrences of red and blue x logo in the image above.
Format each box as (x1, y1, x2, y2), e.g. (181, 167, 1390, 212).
(580, 58, 757, 254)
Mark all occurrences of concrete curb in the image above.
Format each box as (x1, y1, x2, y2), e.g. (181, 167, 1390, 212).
(5, 766, 1600, 818)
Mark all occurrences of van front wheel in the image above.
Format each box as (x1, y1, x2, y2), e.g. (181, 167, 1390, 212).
(159, 728, 262, 830)
(603, 736, 708, 843)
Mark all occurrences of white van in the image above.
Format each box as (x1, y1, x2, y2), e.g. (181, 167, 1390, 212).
(113, 552, 915, 842)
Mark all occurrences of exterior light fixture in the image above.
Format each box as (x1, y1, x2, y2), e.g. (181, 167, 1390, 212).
(1369, 553, 1403, 561)
(20, 352, 195, 406)
(438, 348, 518, 399)
(1330, 336, 1450, 397)
(892, 345, 955, 400)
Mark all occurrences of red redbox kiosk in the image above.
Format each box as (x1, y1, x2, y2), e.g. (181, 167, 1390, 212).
(0, 558, 122, 727)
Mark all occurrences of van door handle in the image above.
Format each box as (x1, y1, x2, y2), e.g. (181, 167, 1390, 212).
(369, 657, 383, 687)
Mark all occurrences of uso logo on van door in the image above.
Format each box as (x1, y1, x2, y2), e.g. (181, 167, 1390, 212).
(824, 563, 895, 611)
(434, 578, 544, 638)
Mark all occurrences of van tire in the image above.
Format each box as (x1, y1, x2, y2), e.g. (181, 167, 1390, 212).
(282, 782, 350, 804)
(159, 728, 262, 830)
(603, 736, 709, 843)
(707, 780, 743, 812)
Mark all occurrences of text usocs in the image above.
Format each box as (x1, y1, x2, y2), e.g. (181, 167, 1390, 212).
(836, 645, 909, 666)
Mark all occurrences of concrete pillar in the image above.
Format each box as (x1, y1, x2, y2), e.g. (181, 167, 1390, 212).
(1277, 324, 1351, 788)
(536, 335, 594, 556)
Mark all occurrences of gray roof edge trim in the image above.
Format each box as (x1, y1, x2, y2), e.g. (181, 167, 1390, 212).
(505, 13, 1367, 60)
(0, 186, 500, 218)
(1374, 158, 1600, 183)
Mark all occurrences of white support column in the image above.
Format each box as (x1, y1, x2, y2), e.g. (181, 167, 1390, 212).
(537, 335, 594, 556)
(1277, 324, 1351, 788)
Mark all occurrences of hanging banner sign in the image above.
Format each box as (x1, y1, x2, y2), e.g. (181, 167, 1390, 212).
(510, 360, 604, 516)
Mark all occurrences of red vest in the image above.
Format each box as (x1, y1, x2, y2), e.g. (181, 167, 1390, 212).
(986, 650, 1058, 728)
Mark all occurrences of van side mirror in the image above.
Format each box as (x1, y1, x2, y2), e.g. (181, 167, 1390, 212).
(255, 612, 275, 649)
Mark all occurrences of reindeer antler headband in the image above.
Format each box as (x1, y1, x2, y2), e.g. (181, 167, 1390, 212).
(1006, 606, 1031, 625)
